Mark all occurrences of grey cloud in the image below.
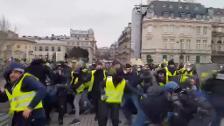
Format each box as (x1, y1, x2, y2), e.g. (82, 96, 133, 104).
(0, 0, 223, 47)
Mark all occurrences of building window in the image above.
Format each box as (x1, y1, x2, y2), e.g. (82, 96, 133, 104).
(45, 46, 49, 51)
(52, 47, 55, 51)
(163, 38, 168, 49)
(186, 55, 190, 62)
(163, 55, 167, 60)
(186, 39, 191, 49)
(17, 45, 20, 49)
(203, 40, 207, 49)
(196, 56, 200, 63)
(146, 55, 153, 63)
(169, 25, 175, 33)
(57, 47, 61, 51)
(180, 13, 186, 18)
(217, 40, 222, 44)
(169, 55, 174, 60)
(34, 46, 37, 51)
(195, 6, 199, 11)
(196, 26, 201, 34)
(218, 45, 221, 51)
(163, 11, 169, 18)
(147, 26, 153, 33)
(196, 15, 202, 20)
(163, 25, 169, 33)
(180, 26, 185, 34)
(187, 13, 191, 18)
(203, 27, 208, 35)
(196, 40, 201, 49)
(39, 46, 43, 51)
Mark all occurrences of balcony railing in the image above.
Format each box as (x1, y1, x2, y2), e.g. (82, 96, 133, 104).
(142, 48, 211, 54)
(212, 51, 224, 56)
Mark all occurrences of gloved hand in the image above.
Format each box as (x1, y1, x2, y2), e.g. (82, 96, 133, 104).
(101, 95, 108, 101)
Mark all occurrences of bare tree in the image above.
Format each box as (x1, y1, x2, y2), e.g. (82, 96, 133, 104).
(0, 16, 10, 32)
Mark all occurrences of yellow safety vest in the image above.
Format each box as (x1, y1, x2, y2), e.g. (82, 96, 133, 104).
(177, 68, 186, 75)
(85, 70, 107, 92)
(105, 76, 126, 104)
(84, 70, 96, 92)
(159, 82, 165, 87)
(183, 71, 193, 77)
(165, 67, 177, 83)
(5, 73, 43, 112)
(70, 71, 85, 94)
(179, 71, 193, 84)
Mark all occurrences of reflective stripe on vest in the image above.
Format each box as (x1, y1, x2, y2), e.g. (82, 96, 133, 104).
(105, 76, 126, 103)
(86, 70, 96, 92)
(70, 71, 85, 94)
(7, 73, 43, 112)
(165, 68, 177, 83)
(86, 70, 107, 92)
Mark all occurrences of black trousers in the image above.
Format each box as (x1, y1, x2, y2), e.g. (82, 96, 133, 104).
(98, 101, 120, 126)
(89, 91, 100, 120)
(12, 109, 46, 126)
(57, 87, 67, 121)
(67, 93, 75, 110)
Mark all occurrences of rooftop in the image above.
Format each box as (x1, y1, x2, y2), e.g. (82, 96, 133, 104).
(147, 1, 208, 18)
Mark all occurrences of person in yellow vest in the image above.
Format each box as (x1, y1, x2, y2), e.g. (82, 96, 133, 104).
(0, 62, 46, 126)
(178, 64, 194, 84)
(98, 69, 145, 126)
(155, 68, 167, 87)
(177, 63, 186, 75)
(87, 62, 107, 121)
(165, 59, 178, 83)
(183, 64, 194, 77)
(69, 65, 91, 125)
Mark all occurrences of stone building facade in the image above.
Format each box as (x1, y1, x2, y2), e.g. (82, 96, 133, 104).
(34, 39, 66, 62)
(68, 29, 97, 63)
(0, 31, 36, 62)
(137, 1, 212, 64)
(208, 8, 224, 63)
(116, 23, 132, 64)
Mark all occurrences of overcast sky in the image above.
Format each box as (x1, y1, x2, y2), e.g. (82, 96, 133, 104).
(0, 0, 223, 47)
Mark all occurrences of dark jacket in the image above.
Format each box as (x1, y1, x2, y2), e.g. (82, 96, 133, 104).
(25, 59, 52, 85)
(140, 86, 170, 123)
(124, 71, 141, 94)
(91, 69, 106, 97)
(71, 70, 91, 93)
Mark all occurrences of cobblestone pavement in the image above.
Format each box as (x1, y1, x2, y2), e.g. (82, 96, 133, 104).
(50, 112, 126, 126)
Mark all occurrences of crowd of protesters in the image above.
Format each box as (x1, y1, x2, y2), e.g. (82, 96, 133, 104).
(0, 58, 224, 126)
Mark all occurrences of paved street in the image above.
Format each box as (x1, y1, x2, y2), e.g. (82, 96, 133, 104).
(49, 112, 126, 126)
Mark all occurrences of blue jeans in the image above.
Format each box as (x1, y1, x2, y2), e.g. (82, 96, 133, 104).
(122, 93, 147, 126)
